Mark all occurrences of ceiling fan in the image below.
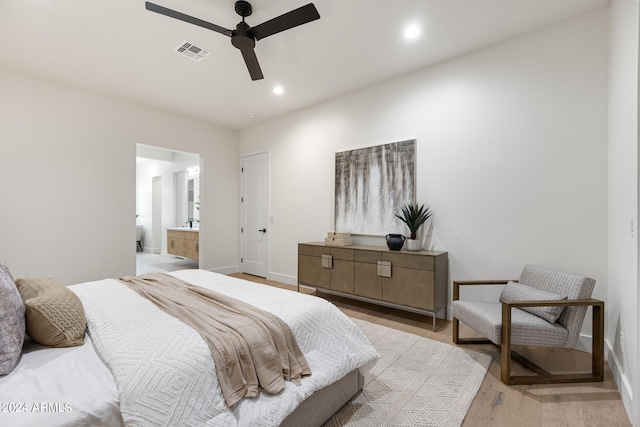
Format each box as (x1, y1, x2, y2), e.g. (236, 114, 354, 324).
(145, 1, 320, 81)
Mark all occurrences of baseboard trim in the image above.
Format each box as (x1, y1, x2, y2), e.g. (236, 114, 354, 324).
(575, 333, 592, 353)
(267, 272, 297, 286)
(605, 338, 634, 424)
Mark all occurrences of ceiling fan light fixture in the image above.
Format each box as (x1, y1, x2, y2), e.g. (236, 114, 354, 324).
(273, 86, 284, 95)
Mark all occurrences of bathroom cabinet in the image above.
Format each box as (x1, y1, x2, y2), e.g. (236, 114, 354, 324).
(167, 229, 199, 259)
(298, 242, 448, 330)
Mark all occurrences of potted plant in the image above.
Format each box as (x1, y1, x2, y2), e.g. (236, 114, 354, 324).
(395, 203, 433, 251)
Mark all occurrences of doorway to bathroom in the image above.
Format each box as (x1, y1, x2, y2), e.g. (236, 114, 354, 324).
(136, 144, 201, 275)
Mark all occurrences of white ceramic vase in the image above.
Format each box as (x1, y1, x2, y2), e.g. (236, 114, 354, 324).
(406, 239, 421, 251)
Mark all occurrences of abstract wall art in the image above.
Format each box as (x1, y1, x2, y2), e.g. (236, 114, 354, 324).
(334, 139, 416, 235)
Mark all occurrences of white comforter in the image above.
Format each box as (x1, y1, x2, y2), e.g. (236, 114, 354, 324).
(71, 270, 379, 427)
(0, 336, 122, 427)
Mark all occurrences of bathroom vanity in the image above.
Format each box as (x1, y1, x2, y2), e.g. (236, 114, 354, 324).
(167, 228, 199, 259)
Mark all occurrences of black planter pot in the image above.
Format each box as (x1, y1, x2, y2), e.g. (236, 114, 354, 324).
(385, 234, 405, 251)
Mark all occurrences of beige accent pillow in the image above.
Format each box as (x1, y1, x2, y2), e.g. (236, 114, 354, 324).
(15, 277, 86, 347)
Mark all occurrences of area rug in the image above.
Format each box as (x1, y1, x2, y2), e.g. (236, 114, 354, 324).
(324, 318, 492, 427)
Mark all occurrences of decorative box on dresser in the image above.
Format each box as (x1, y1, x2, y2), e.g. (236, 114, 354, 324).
(298, 242, 448, 331)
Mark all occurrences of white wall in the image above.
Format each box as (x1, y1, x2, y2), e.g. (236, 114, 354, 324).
(0, 67, 240, 284)
(608, 0, 639, 422)
(239, 10, 609, 296)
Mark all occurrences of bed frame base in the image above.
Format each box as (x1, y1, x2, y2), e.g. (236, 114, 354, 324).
(280, 369, 364, 427)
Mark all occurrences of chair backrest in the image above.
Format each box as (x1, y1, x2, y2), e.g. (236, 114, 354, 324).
(519, 264, 596, 348)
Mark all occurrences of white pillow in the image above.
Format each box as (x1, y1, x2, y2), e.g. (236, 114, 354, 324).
(499, 281, 567, 323)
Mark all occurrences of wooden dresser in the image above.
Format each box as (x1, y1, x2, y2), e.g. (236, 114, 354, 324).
(298, 242, 448, 330)
(167, 229, 199, 259)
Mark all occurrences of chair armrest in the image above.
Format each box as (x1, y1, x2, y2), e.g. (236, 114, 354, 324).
(452, 280, 514, 301)
(502, 298, 604, 309)
(501, 299, 604, 331)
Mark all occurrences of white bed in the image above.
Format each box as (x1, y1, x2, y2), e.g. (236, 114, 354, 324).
(0, 270, 379, 427)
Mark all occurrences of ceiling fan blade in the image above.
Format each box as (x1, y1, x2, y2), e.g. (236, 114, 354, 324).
(240, 49, 264, 81)
(251, 3, 320, 41)
(145, 2, 233, 37)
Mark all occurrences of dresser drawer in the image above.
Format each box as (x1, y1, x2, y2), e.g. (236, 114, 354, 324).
(298, 244, 329, 257)
(298, 254, 330, 288)
(383, 268, 435, 310)
(354, 261, 382, 299)
(354, 249, 380, 264)
(383, 252, 434, 270)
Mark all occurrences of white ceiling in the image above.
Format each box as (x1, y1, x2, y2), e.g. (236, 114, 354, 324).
(0, 0, 608, 130)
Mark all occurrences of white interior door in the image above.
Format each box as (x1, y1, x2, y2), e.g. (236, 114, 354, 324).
(241, 151, 269, 277)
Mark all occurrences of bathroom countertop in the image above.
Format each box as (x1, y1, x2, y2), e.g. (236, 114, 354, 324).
(166, 227, 199, 232)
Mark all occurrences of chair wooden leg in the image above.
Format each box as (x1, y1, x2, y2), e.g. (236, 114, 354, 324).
(502, 301, 605, 385)
(452, 317, 460, 344)
(452, 284, 493, 345)
(501, 303, 513, 384)
(452, 317, 493, 345)
(592, 302, 605, 381)
(452, 283, 460, 344)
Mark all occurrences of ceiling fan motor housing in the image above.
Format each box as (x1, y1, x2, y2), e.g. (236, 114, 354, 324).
(231, 22, 256, 50)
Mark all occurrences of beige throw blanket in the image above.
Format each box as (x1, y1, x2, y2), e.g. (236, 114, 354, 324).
(118, 273, 311, 407)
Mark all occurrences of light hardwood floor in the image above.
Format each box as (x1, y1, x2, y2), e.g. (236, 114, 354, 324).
(230, 273, 632, 427)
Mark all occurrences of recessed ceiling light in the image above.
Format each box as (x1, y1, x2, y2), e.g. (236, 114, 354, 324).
(273, 85, 284, 95)
(404, 25, 421, 40)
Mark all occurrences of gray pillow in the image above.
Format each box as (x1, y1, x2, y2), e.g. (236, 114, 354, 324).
(499, 281, 568, 323)
(0, 263, 25, 375)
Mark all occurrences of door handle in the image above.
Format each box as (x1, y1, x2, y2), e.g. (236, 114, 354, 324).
(258, 229, 267, 233)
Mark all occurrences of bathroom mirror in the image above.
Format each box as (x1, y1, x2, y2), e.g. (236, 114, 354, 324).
(187, 174, 200, 222)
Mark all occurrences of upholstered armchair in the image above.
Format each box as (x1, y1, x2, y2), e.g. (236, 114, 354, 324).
(452, 264, 604, 385)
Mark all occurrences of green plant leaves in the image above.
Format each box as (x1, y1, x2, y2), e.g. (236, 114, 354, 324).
(394, 203, 433, 236)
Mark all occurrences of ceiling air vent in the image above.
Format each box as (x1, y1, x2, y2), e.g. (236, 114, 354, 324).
(174, 41, 209, 62)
